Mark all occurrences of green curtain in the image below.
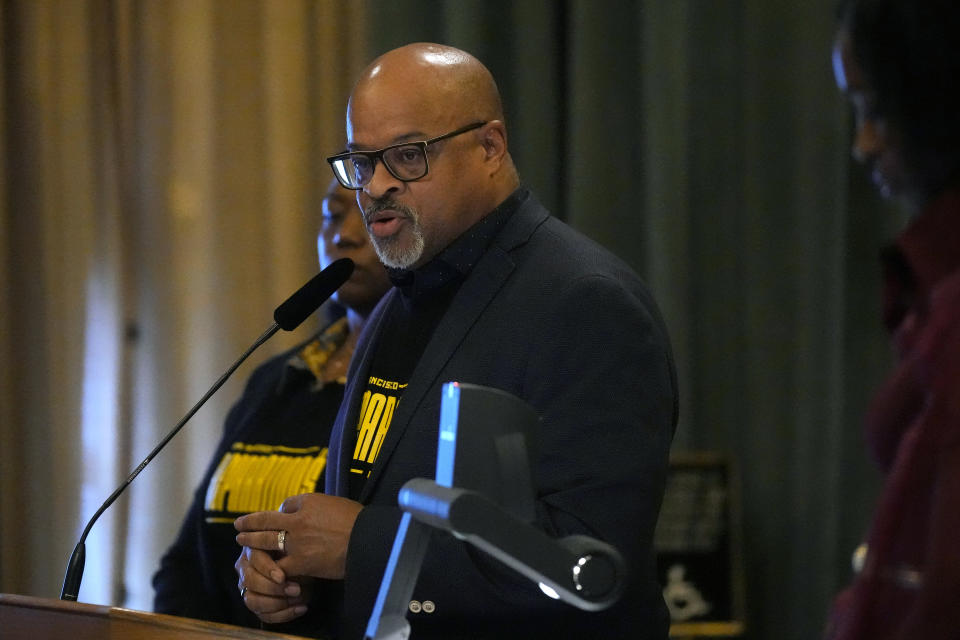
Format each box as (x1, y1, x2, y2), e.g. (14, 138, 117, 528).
(360, 2, 898, 639)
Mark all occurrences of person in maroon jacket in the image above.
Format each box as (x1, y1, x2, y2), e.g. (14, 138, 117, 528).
(829, 1, 960, 638)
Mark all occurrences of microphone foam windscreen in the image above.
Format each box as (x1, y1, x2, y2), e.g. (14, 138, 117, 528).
(273, 258, 355, 331)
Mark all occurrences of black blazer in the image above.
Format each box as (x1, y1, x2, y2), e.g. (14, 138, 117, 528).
(326, 189, 677, 639)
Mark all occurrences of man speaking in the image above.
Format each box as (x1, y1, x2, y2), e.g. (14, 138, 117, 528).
(235, 42, 678, 640)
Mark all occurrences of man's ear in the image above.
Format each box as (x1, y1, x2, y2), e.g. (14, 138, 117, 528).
(480, 120, 508, 166)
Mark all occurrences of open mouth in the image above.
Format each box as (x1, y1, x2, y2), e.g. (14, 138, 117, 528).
(367, 209, 406, 237)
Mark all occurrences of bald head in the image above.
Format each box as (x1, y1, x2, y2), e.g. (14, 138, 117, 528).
(351, 43, 504, 129)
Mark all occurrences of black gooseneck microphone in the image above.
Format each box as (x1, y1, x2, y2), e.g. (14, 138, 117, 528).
(60, 257, 355, 601)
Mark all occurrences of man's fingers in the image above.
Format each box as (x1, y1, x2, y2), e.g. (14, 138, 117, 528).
(236, 547, 307, 623)
(236, 547, 287, 590)
(279, 493, 305, 514)
(247, 546, 287, 585)
(243, 589, 308, 621)
(236, 530, 288, 556)
(252, 602, 309, 625)
(235, 510, 286, 532)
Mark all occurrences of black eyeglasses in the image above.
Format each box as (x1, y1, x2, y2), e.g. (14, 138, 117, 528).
(326, 121, 487, 190)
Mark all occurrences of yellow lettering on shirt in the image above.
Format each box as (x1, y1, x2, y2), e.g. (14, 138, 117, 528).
(351, 378, 404, 476)
(203, 443, 327, 521)
(355, 392, 387, 461)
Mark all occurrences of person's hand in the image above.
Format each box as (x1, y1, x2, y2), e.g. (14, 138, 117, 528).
(234, 547, 313, 624)
(235, 493, 363, 581)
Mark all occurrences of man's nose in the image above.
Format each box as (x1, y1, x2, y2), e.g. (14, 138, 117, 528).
(362, 160, 402, 200)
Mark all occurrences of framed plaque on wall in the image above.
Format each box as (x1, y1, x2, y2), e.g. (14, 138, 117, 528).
(654, 452, 746, 638)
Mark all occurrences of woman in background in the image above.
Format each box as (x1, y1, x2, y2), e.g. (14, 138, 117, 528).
(152, 181, 391, 637)
(830, 1, 960, 638)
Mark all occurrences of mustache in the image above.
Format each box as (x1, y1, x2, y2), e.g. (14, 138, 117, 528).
(363, 198, 417, 225)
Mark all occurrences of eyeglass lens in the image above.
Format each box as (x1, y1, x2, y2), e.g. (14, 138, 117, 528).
(332, 144, 427, 188)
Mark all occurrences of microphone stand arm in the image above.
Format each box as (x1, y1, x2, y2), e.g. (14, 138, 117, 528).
(364, 478, 626, 640)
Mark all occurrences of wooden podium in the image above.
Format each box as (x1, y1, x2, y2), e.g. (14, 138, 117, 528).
(0, 593, 311, 639)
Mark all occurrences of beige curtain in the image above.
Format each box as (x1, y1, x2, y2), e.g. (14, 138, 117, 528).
(0, 0, 366, 610)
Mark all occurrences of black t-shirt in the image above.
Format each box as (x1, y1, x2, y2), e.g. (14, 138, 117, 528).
(347, 280, 457, 499)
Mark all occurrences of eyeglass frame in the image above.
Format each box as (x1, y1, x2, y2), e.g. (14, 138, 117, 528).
(326, 121, 488, 190)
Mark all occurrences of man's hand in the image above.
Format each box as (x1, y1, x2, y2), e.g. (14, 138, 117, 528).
(234, 547, 312, 624)
(235, 493, 363, 581)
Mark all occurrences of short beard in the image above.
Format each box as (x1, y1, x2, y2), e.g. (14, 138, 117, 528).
(364, 200, 425, 269)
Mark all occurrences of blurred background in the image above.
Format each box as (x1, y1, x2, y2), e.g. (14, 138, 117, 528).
(0, 1, 904, 639)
